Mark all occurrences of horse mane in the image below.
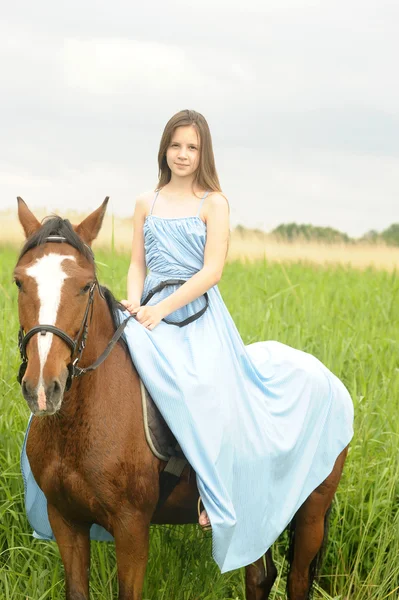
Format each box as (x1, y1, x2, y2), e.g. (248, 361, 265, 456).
(19, 215, 128, 354)
(19, 216, 95, 263)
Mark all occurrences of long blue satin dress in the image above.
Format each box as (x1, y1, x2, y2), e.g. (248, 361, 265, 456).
(21, 189, 354, 573)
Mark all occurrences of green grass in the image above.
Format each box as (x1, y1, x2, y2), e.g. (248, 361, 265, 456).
(1, 245, 399, 599)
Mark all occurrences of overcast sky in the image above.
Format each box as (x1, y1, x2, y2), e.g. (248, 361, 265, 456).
(1, 0, 398, 236)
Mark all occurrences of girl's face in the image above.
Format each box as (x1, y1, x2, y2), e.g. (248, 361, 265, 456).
(166, 125, 201, 180)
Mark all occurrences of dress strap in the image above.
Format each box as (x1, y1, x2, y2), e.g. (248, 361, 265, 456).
(196, 191, 210, 217)
(150, 190, 160, 215)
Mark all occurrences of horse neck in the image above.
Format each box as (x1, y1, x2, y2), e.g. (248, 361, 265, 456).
(35, 289, 143, 456)
(60, 290, 133, 419)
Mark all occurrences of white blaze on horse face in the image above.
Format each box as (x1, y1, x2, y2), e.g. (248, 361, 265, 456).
(26, 253, 76, 393)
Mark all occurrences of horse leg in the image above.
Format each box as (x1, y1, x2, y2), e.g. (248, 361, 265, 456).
(287, 448, 348, 600)
(245, 549, 277, 600)
(113, 510, 151, 600)
(47, 503, 90, 600)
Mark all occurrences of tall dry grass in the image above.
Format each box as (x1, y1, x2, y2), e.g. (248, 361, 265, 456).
(230, 231, 399, 271)
(2, 209, 399, 271)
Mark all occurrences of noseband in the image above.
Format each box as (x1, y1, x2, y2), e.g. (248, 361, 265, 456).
(17, 235, 209, 392)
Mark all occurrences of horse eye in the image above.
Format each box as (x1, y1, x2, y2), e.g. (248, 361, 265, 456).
(14, 279, 22, 290)
(81, 283, 93, 294)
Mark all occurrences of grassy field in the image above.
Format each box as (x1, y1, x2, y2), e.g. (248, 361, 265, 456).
(1, 244, 399, 599)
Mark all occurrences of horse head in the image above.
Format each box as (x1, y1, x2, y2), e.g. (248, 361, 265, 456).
(14, 197, 109, 416)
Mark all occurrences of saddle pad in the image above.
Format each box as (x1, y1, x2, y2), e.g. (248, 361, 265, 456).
(140, 379, 181, 462)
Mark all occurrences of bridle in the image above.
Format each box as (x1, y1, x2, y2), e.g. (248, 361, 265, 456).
(17, 234, 131, 391)
(17, 278, 98, 391)
(17, 235, 209, 392)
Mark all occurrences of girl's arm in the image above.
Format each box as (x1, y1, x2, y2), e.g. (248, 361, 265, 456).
(127, 192, 229, 329)
(121, 194, 148, 311)
(156, 193, 230, 318)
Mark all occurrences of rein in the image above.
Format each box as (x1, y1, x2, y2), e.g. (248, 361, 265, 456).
(17, 236, 208, 391)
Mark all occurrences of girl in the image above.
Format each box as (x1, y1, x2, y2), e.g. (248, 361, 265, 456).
(119, 109, 354, 573)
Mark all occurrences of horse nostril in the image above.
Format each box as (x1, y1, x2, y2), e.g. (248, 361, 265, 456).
(47, 378, 62, 398)
(22, 379, 34, 397)
(53, 379, 61, 396)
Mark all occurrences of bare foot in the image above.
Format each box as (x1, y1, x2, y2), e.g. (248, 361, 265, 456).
(199, 509, 210, 528)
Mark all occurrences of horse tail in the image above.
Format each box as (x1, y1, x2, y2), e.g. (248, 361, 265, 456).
(286, 503, 332, 599)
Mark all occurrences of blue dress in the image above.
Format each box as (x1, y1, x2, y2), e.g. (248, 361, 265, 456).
(21, 190, 354, 574)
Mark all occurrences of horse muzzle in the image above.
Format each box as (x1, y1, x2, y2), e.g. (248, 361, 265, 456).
(21, 374, 67, 416)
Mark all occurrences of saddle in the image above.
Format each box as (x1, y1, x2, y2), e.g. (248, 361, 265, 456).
(139, 380, 189, 509)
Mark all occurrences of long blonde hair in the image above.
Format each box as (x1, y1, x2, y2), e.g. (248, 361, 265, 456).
(156, 110, 222, 197)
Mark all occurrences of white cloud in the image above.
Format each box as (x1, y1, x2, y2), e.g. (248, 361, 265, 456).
(1, 1, 399, 236)
(63, 38, 205, 95)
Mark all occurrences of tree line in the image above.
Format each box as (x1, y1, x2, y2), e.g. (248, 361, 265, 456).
(235, 223, 399, 246)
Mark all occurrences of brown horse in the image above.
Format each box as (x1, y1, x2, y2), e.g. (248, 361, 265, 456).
(15, 198, 348, 600)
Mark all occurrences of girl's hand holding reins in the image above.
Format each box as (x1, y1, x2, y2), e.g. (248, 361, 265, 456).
(134, 305, 165, 330)
(120, 300, 164, 331)
(120, 299, 140, 315)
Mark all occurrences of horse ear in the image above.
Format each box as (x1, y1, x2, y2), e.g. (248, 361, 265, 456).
(75, 197, 109, 245)
(17, 197, 41, 238)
